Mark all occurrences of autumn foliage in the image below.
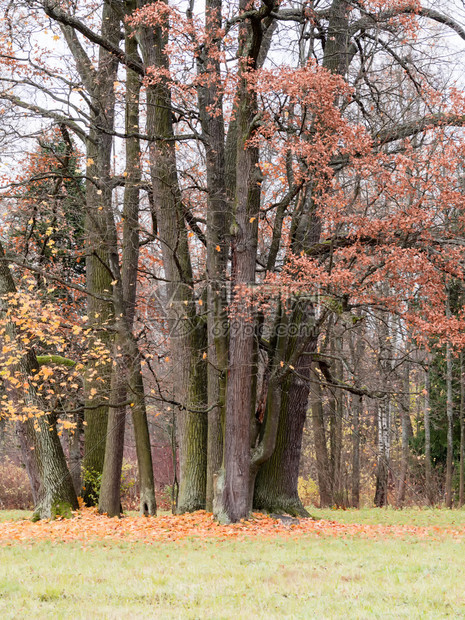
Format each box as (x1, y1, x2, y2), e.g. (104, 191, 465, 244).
(2, 0, 465, 520)
(0, 508, 463, 545)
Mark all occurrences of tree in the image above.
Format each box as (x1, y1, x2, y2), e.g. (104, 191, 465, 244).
(0, 240, 78, 519)
(2, 0, 465, 521)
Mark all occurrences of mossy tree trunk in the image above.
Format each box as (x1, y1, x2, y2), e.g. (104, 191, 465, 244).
(253, 372, 310, 517)
(139, 4, 207, 513)
(58, 0, 120, 506)
(254, 302, 316, 517)
(196, 0, 230, 512)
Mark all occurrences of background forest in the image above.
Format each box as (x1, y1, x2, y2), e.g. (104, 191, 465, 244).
(1, 0, 465, 521)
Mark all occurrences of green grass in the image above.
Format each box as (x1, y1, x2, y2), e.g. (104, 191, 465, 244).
(0, 510, 32, 522)
(309, 506, 465, 528)
(0, 509, 464, 618)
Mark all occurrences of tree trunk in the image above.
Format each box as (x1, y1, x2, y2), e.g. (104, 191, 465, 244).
(329, 332, 343, 505)
(311, 373, 333, 507)
(68, 409, 83, 494)
(139, 5, 207, 513)
(98, 359, 127, 517)
(253, 301, 316, 517)
(351, 394, 362, 508)
(213, 0, 270, 523)
(374, 398, 390, 507)
(460, 354, 465, 507)
(445, 339, 454, 508)
(120, 0, 156, 516)
(253, 375, 310, 517)
(195, 0, 230, 512)
(130, 360, 156, 516)
(424, 366, 434, 505)
(72, 0, 119, 506)
(16, 419, 41, 505)
(397, 362, 410, 505)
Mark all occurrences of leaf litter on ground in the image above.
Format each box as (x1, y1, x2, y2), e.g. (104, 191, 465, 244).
(0, 507, 463, 545)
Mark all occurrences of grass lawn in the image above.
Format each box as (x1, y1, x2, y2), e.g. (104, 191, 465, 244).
(0, 508, 464, 618)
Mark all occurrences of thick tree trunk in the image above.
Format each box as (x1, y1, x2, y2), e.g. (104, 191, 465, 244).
(212, 0, 275, 523)
(139, 6, 207, 513)
(213, 83, 260, 523)
(253, 306, 316, 517)
(75, 0, 119, 506)
(195, 0, 230, 512)
(253, 370, 310, 517)
(16, 419, 41, 505)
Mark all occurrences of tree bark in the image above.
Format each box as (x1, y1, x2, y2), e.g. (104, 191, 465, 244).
(351, 394, 362, 508)
(311, 373, 333, 507)
(74, 0, 119, 506)
(397, 362, 410, 505)
(98, 357, 127, 517)
(460, 354, 465, 507)
(424, 365, 434, 505)
(329, 331, 343, 505)
(121, 0, 156, 515)
(445, 339, 454, 508)
(374, 398, 391, 507)
(253, 304, 315, 517)
(139, 2, 207, 513)
(68, 409, 83, 494)
(212, 0, 276, 524)
(196, 0, 230, 511)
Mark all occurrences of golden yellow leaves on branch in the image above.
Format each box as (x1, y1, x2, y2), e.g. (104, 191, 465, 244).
(0, 284, 111, 435)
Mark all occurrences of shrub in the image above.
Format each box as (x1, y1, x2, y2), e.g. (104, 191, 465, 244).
(297, 476, 319, 507)
(0, 457, 33, 509)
